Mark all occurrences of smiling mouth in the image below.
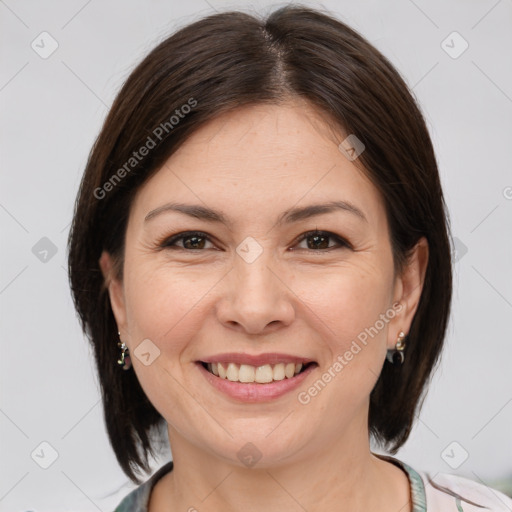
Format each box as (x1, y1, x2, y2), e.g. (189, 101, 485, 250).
(200, 361, 318, 384)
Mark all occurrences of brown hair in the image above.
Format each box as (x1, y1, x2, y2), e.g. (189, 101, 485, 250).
(68, 5, 452, 483)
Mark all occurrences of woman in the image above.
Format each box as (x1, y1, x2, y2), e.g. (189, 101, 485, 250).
(67, 5, 512, 511)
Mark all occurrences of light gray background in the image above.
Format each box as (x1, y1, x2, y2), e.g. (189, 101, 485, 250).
(1, 0, 511, 510)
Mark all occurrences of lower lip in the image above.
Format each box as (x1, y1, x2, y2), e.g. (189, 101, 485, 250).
(196, 362, 317, 403)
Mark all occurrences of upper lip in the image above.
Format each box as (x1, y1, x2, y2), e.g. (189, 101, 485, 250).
(199, 353, 316, 367)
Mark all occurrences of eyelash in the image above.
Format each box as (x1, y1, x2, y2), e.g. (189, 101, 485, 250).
(159, 230, 351, 252)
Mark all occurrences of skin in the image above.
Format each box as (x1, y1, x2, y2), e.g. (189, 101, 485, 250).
(100, 100, 428, 512)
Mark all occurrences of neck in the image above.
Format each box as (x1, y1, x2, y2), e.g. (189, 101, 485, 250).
(152, 417, 411, 512)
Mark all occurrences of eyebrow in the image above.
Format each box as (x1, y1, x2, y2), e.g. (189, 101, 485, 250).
(144, 200, 368, 225)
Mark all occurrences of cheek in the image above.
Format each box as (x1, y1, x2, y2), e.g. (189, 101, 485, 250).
(121, 262, 209, 420)
(123, 260, 220, 344)
(292, 263, 393, 408)
(294, 264, 392, 344)
(290, 271, 389, 417)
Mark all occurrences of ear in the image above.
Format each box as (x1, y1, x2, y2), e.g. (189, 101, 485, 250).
(388, 237, 429, 349)
(99, 251, 127, 337)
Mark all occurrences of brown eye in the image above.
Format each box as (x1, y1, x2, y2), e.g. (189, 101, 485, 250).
(182, 234, 207, 249)
(161, 231, 214, 250)
(294, 230, 350, 251)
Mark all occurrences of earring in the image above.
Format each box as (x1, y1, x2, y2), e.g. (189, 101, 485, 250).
(117, 332, 132, 370)
(386, 331, 406, 366)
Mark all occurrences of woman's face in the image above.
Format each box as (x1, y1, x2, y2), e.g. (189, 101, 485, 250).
(102, 101, 425, 467)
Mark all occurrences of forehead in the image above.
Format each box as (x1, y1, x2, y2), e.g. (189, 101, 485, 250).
(130, 102, 387, 230)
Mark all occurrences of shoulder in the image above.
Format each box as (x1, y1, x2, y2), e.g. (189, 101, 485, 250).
(381, 454, 512, 512)
(113, 461, 174, 512)
(418, 470, 512, 512)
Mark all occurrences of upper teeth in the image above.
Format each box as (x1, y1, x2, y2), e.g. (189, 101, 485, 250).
(207, 362, 303, 383)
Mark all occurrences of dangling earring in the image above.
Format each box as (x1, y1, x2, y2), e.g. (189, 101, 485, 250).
(117, 332, 132, 370)
(386, 330, 406, 366)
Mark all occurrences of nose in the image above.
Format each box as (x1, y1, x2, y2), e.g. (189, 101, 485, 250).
(215, 251, 296, 335)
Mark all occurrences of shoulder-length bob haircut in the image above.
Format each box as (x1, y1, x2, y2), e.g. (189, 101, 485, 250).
(68, 5, 452, 483)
